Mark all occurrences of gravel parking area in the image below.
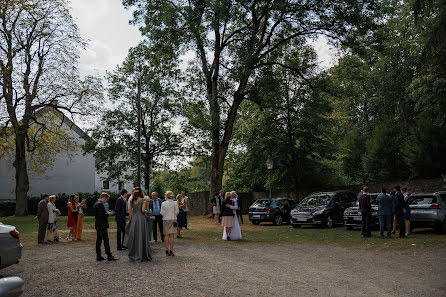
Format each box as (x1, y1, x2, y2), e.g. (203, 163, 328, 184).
(2, 240, 446, 297)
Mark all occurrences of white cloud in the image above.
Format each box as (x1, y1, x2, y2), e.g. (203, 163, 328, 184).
(70, 0, 142, 77)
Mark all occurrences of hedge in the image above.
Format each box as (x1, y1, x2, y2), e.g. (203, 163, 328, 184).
(0, 192, 121, 217)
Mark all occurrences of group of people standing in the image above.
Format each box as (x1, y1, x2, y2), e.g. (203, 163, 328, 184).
(212, 190, 243, 241)
(358, 185, 411, 238)
(94, 188, 189, 262)
(36, 193, 86, 244)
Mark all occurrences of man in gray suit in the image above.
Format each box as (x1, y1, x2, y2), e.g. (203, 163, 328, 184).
(36, 194, 50, 244)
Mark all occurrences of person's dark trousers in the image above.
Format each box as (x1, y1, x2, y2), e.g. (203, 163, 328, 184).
(361, 212, 371, 237)
(396, 215, 405, 237)
(38, 220, 48, 243)
(379, 215, 392, 237)
(152, 215, 164, 242)
(115, 217, 126, 249)
(96, 228, 112, 259)
(184, 212, 188, 229)
(237, 211, 244, 224)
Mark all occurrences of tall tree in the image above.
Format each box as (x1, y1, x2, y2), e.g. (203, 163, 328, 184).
(0, 0, 102, 215)
(83, 43, 182, 190)
(123, 0, 382, 202)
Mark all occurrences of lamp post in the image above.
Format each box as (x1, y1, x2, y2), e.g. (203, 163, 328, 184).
(136, 72, 142, 187)
(266, 157, 273, 199)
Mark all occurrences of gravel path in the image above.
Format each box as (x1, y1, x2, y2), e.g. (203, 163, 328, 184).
(2, 240, 446, 297)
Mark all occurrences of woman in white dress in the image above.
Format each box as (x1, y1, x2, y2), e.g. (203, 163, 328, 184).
(222, 191, 242, 240)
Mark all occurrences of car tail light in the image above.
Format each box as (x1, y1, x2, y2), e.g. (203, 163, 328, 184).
(10, 230, 20, 240)
(264, 208, 273, 212)
(429, 204, 440, 209)
(249, 208, 253, 211)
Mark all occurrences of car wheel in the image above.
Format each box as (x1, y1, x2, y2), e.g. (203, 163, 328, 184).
(252, 220, 260, 225)
(292, 224, 301, 228)
(325, 216, 333, 228)
(274, 215, 283, 226)
(346, 225, 353, 230)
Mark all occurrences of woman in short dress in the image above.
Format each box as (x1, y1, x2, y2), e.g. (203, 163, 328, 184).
(402, 187, 411, 237)
(176, 194, 186, 238)
(160, 191, 179, 256)
(220, 192, 234, 240)
(212, 193, 221, 224)
(66, 194, 78, 241)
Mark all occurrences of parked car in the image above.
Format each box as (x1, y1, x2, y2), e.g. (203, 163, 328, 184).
(407, 192, 446, 233)
(343, 193, 379, 230)
(249, 198, 298, 226)
(0, 277, 24, 297)
(0, 223, 22, 269)
(290, 191, 357, 228)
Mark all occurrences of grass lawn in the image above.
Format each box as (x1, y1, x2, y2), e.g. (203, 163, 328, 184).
(1, 215, 446, 248)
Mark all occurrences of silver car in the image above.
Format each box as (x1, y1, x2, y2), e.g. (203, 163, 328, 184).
(0, 223, 22, 269)
(408, 191, 446, 233)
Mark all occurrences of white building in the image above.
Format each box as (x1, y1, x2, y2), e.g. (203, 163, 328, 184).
(0, 109, 133, 200)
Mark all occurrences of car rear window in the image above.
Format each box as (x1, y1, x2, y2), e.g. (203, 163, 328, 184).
(409, 196, 437, 204)
(254, 200, 271, 207)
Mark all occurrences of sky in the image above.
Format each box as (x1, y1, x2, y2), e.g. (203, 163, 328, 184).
(70, 0, 142, 77)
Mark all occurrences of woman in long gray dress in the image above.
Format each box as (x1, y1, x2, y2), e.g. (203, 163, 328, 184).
(124, 187, 152, 262)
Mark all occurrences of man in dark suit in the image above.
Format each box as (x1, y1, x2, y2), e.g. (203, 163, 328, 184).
(94, 192, 118, 261)
(36, 194, 50, 244)
(233, 191, 243, 224)
(149, 191, 164, 242)
(115, 189, 127, 250)
(392, 185, 406, 238)
(358, 186, 372, 238)
(218, 190, 225, 223)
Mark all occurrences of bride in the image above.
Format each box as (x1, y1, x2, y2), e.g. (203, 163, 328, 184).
(222, 191, 242, 240)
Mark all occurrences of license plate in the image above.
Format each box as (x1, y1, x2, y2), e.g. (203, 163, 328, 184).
(252, 215, 260, 218)
(298, 218, 307, 222)
(354, 217, 362, 221)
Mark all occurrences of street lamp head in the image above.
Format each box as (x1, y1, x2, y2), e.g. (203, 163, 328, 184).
(266, 158, 273, 170)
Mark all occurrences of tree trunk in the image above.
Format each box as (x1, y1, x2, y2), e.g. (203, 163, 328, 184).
(144, 157, 151, 193)
(14, 129, 29, 216)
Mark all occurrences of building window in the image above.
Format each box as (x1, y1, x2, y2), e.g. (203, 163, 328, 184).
(102, 180, 109, 189)
(118, 181, 124, 190)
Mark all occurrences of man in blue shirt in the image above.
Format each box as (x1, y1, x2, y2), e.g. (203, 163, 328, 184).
(149, 192, 165, 242)
(377, 187, 392, 238)
(392, 185, 406, 238)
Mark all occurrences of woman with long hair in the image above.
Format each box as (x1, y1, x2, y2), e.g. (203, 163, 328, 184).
(160, 191, 179, 256)
(74, 195, 87, 240)
(176, 194, 187, 238)
(66, 194, 78, 241)
(124, 187, 152, 262)
(220, 192, 234, 240)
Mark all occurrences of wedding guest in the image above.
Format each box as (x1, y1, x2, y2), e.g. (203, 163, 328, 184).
(115, 189, 128, 250)
(94, 192, 118, 261)
(160, 191, 179, 256)
(46, 195, 57, 243)
(124, 187, 152, 262)
(218, 190, 225, 223)
(221, 192, 234, 240)
(149, 192, 164, 242)
(358, 186, 372, 238)
(176, 194, 186, 238)
(223, 191, 242, 240)
(66, 194, 78, 241)
(376, 188, 392, 238)
(402, 187, 411, 237)
(74, 195, 87, 241)
(390, 190, 397, 234)
(393, 185, 406, 238)
(36, 194, 50, 244)
(212, 193, 220, 224)
(144, 198, 156, 242)
(181, 191, 189, 229)
(232, 191, 243, 224)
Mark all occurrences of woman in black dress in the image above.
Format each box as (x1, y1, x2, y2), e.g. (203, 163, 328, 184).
(176, 194, 186, 238)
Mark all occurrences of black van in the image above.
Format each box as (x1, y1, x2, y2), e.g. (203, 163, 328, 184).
(290, 191, 357, 228)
